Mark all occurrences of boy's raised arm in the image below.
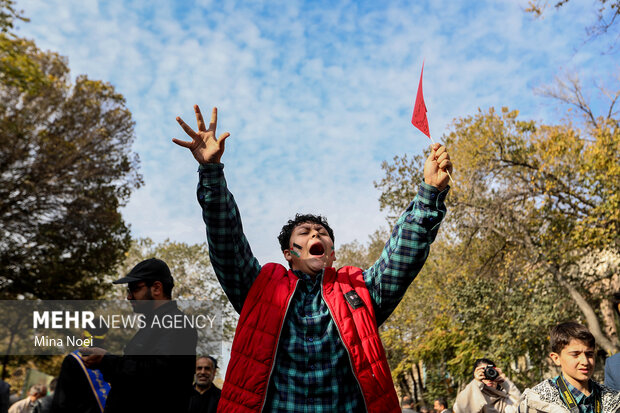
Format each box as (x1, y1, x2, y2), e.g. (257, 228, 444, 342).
(363, 143, 452, 325)
(173, 105, 261, 313)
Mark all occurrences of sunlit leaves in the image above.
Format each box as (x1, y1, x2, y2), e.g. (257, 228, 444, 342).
(374, 103, 619, 401)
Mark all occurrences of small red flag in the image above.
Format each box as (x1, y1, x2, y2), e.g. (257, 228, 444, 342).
(411, 62, 430, 138)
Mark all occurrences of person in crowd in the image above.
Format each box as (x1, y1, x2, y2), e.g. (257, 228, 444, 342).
(519, 321, 620, 412)
(606, 353, 620, 391)
(0, 379, 10, 413)
(453, 358, 521, 413)
(605, 292, 620, 391)
(9, 385, 45, 413)
(420, 406, 431, 413)
(188, 356, 221, 413)
(79, 258, 198, 413)
(433, 397, 450, 413)
(52, 324, 110, 413)
(401, 395, 417, 412)
(32, 378, 55, 413)
(173, 105, 452, 412)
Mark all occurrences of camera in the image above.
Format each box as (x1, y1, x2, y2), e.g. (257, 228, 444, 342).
(483, 365, 498, 381)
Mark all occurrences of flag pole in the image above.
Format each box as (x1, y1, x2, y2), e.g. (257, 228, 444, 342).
(411, 61, 455, 187)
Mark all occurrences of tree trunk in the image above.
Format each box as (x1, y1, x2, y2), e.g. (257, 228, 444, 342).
(519, 228, 620, 354)
(408, 368, 418, 403)
(398, 372, 411, 398)
(600, 299, 618, 345)
(555, 271, 620, 354)
(416, 362, 425, 393)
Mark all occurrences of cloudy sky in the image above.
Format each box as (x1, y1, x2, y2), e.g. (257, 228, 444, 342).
(14, 0, 618, 266)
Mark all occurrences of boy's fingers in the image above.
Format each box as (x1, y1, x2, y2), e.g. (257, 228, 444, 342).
(177, 117, 198, 139)
(195, 105, 206, 132)
(435, 145, 446, 158)
(172, 138, 193, 148)
(439, 159, 453, 172)
(209, 107, 218, 131)
(218, 132, 230, 143)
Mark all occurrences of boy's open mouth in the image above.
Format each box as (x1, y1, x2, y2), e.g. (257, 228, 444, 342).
(309, 243, 325, 256)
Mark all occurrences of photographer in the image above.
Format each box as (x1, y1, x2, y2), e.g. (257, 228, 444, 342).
(453, 358, 521, 413)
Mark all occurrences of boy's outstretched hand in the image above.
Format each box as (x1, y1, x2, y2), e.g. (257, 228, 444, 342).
(424, 143, 452, 191)
(173, 105, 230, 164)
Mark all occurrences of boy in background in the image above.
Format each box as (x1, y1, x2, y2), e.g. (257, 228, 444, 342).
(519, 322, 620, 412)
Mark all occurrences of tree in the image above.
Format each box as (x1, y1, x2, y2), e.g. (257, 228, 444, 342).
(0, 2, 45, 95)
(0, 24, 142, 299)
(379, 105, 619, 347)
(112, 238, 237, 341)
(374, 84, 620, 398)
(525, 0, 620, 50)
(336, 229, 389, 270)
(0, 0, 26, 33)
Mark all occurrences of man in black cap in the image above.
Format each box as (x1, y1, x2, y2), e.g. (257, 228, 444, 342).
(80, 258, 198, 413)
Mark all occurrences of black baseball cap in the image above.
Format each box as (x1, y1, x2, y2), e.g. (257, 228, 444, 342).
(113, 258, 174, 285)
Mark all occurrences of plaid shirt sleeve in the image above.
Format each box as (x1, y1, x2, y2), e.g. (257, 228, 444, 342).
(364, 182, 448, 325)
(197, 163, 261, 314)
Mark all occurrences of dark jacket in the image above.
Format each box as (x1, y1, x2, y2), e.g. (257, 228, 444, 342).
(606, 353, 620, 391)
(98, 301, 197, 413)
(0, 381, 9, 413)
(188, 385, 221, 413)
(51, 354, 105, 413)
(32, 394, 53, 413)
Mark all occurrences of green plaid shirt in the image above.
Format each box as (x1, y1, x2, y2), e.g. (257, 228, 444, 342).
(553, 375, 600, 413)
(197, 163, 447, 412)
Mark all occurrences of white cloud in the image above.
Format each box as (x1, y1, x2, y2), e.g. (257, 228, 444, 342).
(14, 0, 618, 266)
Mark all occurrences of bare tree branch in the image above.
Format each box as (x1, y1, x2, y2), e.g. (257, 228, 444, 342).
(536, 74, 599, 128)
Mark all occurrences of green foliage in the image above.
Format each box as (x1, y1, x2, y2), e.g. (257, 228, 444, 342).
(424, 364, 457, 405)
(113, 238, 238, 341)
(0, 27, 142, 299)
(0, 2, 40, 93)
(336, 228, 389, 269)
(1, 355, 63, 396)
(375, 102, 620, 401)
(448, 272, 568, 388)
(0, 34, 51, 93)
(0, 0, 27, 33)
(376, 153, 425, 222)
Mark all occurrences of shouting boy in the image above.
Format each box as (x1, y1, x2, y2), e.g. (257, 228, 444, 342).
(519, 322, 620, 412)
(173, 105, 452, 412)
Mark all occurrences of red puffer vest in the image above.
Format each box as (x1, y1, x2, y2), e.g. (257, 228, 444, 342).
(217, 263, 401, 413)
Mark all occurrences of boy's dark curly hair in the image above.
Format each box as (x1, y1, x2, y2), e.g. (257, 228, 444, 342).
(550, 321, 595, 353)
(277, 213, 334, 251)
